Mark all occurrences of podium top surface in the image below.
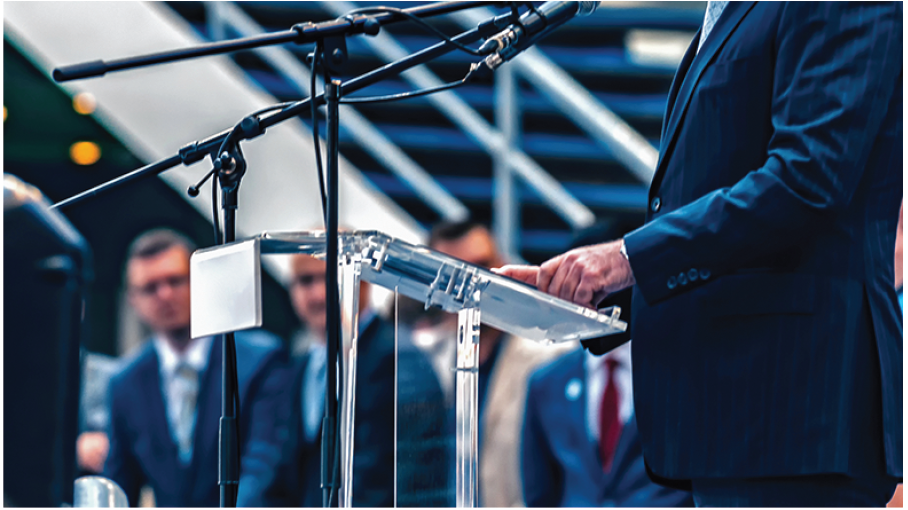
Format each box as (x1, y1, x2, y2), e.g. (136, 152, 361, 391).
(254, 230, 626, 343)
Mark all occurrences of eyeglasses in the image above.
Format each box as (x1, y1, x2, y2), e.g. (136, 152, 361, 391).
(131, 275, 189, 297)
(292, 273, 325, 288)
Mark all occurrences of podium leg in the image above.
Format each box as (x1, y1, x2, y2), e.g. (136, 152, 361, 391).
(455, 306, 480, 508)
(338, 258, 362, 508)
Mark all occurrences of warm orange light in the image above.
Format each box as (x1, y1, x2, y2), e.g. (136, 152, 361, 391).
(73, 92, 97, 115)
(70, 141, 101, 165)
(3, 106, 6, 122)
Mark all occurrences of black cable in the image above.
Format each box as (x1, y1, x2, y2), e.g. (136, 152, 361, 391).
(311, 42, 329, 226)
(231, 334, 241, 480)
(211, 170, 221, 245)
(343, 6, 486, 56)
(250, 101, 297, 117)
(339, 76, 468, 104)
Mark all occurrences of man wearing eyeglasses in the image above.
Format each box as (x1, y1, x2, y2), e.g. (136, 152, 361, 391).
(103, 228, 287, 507)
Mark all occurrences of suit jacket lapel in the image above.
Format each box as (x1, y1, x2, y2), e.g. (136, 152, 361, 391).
(660, 29, 700, 153)
(652, 1, 757, 191)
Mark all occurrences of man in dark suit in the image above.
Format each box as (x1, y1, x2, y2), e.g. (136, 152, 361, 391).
(103, 228, 287, 507)
(500, 2, 902, 506)
(259, 253, 399, 507)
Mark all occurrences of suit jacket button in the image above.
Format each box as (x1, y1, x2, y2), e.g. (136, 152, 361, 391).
(667, 275, 677, 289)
(650, 197, 662, 213)
(688, 268, 699, 282)
(699, 269, 711, 280)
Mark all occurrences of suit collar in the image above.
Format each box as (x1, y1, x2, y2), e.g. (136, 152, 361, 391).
(660, 29, 700, 152)
(653, 1, 757, 188)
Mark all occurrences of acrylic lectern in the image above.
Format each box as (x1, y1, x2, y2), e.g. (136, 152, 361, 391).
(189, 230, 627, 508)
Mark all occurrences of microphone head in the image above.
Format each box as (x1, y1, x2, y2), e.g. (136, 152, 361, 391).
(578, 1, 599, 16)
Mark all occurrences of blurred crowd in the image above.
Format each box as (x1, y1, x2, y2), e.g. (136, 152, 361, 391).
(76, 209, 902, 507)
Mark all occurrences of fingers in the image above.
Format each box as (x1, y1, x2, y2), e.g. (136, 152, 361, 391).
(573, 280, 595, 309)
(550, 257, 584, 304)
(537, 253, 568, 294)
(493, 265, 540, 286)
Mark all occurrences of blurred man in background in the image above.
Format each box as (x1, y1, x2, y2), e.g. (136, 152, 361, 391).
(260, 252, 398, 507)
(104, 228, 287, 507)
(521, 222, 692, 507)
(422, 221, 574, 507)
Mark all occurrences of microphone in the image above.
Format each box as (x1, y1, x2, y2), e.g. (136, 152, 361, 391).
(476, 1, 599, 70)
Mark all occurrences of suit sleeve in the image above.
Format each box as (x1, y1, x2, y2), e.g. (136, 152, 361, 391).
(521, 373, 563, 507)
(625, 2, 903, 305)
(102, 374, 145, 507)
(236, 345, 291, 508)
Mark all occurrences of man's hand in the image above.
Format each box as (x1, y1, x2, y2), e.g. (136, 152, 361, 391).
(495, 239, 636, 308)
(76, 431, 110, 473)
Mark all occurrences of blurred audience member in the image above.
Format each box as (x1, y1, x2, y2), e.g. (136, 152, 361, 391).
(261, 253, 399, 507)
(422, 221, 574, 507)
(104, 228, 287, 507)
(522, 222, 692, 507)
(76, 350, 121, 474)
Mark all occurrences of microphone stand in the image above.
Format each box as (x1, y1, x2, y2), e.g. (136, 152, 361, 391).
(50, 3, 513, 507)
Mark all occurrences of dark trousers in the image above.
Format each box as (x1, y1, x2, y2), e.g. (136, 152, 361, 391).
(691, 475, 898, 507)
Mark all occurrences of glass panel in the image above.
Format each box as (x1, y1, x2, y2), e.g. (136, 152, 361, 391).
(394, 288, 456, 507)
(249, 230, 629, 507)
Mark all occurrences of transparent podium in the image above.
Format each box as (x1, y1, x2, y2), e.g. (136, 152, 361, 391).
(190, 230, 627, 507)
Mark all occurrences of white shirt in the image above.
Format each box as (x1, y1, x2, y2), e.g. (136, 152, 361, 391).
(154, 335, 213, 462)
(585, 341, 633, 442)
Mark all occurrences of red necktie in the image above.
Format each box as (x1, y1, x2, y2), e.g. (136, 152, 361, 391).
(599, 357, 622, 472)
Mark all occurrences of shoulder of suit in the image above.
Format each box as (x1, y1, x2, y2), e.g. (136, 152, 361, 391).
(109, 341, 157, 393)
(235, 329, 282, 352)
(527, 346, 582, 388)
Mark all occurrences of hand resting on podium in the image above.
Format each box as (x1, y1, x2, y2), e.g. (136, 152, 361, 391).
(494, 239, 635, 309)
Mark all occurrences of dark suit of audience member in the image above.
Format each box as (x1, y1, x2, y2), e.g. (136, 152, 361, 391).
(105, 331, 286, 507)
(261, 314, 396, 507)
(258, 252, 408, 507)
(522, 343, 692, 507)
(395, 325, 450, 508)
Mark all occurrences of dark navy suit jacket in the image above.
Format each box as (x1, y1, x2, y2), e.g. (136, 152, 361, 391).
(104, 330, 287, 507)
(616, 1, 902, 487)
(522, 349, 693, 507)
(260, 315, 398, 507)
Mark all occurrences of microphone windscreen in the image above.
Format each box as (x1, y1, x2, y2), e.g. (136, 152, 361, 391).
(578, 1, 600, 16)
